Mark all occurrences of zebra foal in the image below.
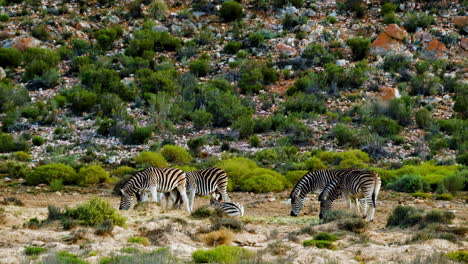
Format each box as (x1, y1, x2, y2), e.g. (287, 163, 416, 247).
(318, 170, 381, 221)
(210, 198, 244, 217)
(119, 167, 191, 212)
(290, 169, 362, 217)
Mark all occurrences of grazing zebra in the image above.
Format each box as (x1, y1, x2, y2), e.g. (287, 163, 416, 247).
(290, 169, 363, 217)
(210, 198, 244, 217)
(318, 170, 381, 221)
(119, 167, 191, 212)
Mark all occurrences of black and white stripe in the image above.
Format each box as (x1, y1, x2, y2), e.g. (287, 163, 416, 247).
(290, 169, 361, 217)
(119, 167, 190, 212)
(318, 170, 381, 221)
(210, 198, 244, 217)
(185, 167, 230, 211)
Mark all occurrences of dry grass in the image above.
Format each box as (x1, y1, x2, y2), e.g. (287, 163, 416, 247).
(201, 229, 234, 246)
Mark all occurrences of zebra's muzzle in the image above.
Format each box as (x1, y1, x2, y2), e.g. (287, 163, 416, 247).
(290, 211, 297, 217)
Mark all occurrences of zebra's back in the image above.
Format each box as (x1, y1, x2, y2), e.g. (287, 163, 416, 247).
(210, 199, 244, 217)
(187, 167, 228, 196)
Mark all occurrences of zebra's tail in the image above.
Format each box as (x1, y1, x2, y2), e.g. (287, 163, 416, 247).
(372, 175, 381, 208)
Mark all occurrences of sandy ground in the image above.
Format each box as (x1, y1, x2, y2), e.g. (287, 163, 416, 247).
(0, 183, 467, 264)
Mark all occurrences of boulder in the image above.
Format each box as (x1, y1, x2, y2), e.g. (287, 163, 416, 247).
(276, 43, 297, 56)
(385, 24, 408, 41)
(11, 36, 41, 51)
(461, 38, 468, 50)
(379, 87, 401, 101)
(371, 32, 402, 55)
(75, 21, 91, 31)
(452, 16, 468, 28)
(422, 38, 447, 59)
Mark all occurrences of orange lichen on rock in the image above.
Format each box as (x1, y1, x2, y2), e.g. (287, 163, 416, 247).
(371, 32, 402, 54)
(452, 16, 468, 28)
(423, 38, 447, 59)
(379, 87, 401, 101)
(385, 24, 408, 41)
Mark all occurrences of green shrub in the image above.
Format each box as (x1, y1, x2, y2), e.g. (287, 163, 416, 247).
(248, 32, 264, 47)
(219, 1, 243, 22)
(249, 135, 260, 148)
(149, 0, 168, 20)
(332, 123, 360, 147)
(415, 108, 432, 129)
(187, 137, 207, 156)
(191, 205, 221, 219)
(135, 151, 168, 168)
(223, 41, 242, 54)
(388, 161, 459, 188)
(255, 149, 279, 166)
(31, 25, 50, 41)
(443, 170, 466, 192)
(111, 166, 137, 179)
(42, 251, 88, 264)
(381, 2, 397, 16)
(125, 127, 152, 145)
(338, 217, 367, 233)
(128, 236, 150, 246)
(304, 157, 326, 171)
(369, 117, 401, 137)
(80, 66, 134, 101)
(100, 248, 178, 264)
(26, 163, 77, 185)
(302, 44, 334, 66)
(0, 13, 9, 22)
(190, 110, 213, 130)
(387, 206, 455, 228)
(189, 58, 210, 77)
(71, 38, 91, 56)
(346, 37, 371, 61)
(411, 192, 431, 199)
(14, 151, 31, 161)
(77, 165, 110, 186)
(0, 48, 22, 67)
(383, 53, 411, 73)
(0, 160, 30, 179)
(0, 133, 15, 153)
(315, 149, 370, 169)
(216, 157, 257, 191)
(285, 170, 307, 186)
(283, 92, 325, 114)
(435, 193, 454, 201)
(383, 12, 401, 24)
(343, 0, 367, 18)
(232, 115, 254, 139)
(302, 239, 336, 249)
(161, 145, 193, 164)
(387, 97, 413, 126)
(63, 86, 98, 115)
(445, 251, 468, 263)
(238, 173, 284, 193)
(32, 136, 45, 146)
(94, 27, 122, 51)
(314, 232, 338, 242)
(192, 245, 254, 264)
(388, 174, 429, 193)
(24, 246, 47, 256)
(64, 197, 126, 226)
(404, 12, 435, 33)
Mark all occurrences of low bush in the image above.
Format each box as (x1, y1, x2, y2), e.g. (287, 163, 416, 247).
(111, 166, 137, 179)
(346, 37, 371, 61)
(219, 1, 243, 22)
(411, 192, 431, 199)
(232, 115, 255, 139)
(283, 92, 326, 114)
(24, 246, 47, 256)
(32, 136, 45, 146)
(63, 86, 98, 115)
(94, 27, 123, 51)
(64, 197, 126, 227)
(314, 232, 338, 242)
(368, 117, 401, 137)
(125, 126, 152, 145)
(443, 170, 466, 192)
(135, 151, 168, 168)
(192, 245, 254, 264)
(202, 229, 234, 246)
(161, 145, 193, 164)
(238, 173, 285, 193)
(223, 41, 242, 54)
(332, 123, 360, 147)
(26, 163, 77, 185)
(386, 206, 454, 228)
(211, 217, 244, 233)
(387, 174, 429, 193)
(189, 58, 210, 77)
(301, 44, 335, 66)
(190, 110, 213, 130)
(445, 251, 468, 263)
(302, 239, 336, 249)
(249, 135, 260, 148)
(285, 170, 307, 186)
(382, 53, 412, 73)
(380, 2, 397, 16)
(42, 251, 88, 264)
(128, 236, 150, 246)
(383, 12, 401, 25)
(14, 151, 31, 161)
(342, 0, 367, 18)
(77, 165, 110, 186)
(100, 248, 178, 264)
(415, 108, 432, 129)
(435, 193, 454, 201)
(338, 217, 367, 233)
(0, 160, 30, 179)
(95, 219, 114, 236)
(404, 12, 435, 33)
(149, 0, 168, 20)
(31, 25, 50, 41)
(248, 32, 264, 47)
(0, 47, 22, 67)
(191, 205, 222, 219)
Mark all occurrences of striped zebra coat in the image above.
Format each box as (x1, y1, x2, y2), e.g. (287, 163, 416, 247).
(290, 169, 362, 217)
(318, 170, 381, 221)
(185, 167, 230, 211)
(210, 198, 244, 217)
(119, 167, 190, 212)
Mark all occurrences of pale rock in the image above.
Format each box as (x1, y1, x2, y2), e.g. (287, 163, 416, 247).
(335, 59, 348, 66)
(0, 67, 5, 80)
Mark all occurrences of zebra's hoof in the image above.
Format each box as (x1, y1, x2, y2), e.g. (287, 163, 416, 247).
(362, 215, 367, 219)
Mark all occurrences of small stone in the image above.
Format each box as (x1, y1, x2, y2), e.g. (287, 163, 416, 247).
(153, 25, 169, 32)
(335, 59, 348, 67)
(75, 21, 91, 31)
(0, 67, 5, 80)
(55, 191, 62, 196)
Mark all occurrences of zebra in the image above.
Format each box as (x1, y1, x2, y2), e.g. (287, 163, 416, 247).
(318, 170, 381, 221)
(210, 198, 244, 217)
(290, 169, 363, 217)
(119, 167, 191, 212)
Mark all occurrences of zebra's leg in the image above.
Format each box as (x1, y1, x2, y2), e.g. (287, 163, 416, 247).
(217, 184, 230, 202)
(346, 195, 352, 209)
(176, 185, 191, 213)
(188, 189, 196, 212)
(150, 186, 159, 202)
(355, 197, 360, 215)
(361, 197, 368, 219)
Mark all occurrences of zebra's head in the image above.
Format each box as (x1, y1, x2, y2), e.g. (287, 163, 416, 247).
(290, 190, 303, 217)
(119, 188, 132, 210)
(210, 197, 220, 207)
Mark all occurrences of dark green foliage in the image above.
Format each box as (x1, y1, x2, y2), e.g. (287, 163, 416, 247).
(42, 251, 88, 264)
(283, 92, 325, 114)
(95, 219, 114, 236)
(126, 30, 181, 57)
(404, 12, 435, 32)
(383, 12, 401, 24)
(63, 86, 98, 115)
(387, 97, 413, 126)
(381, 2, 397, 16)
(302, 239, 335, 249)
(100, 248, 179, 264)
(443, 170, 466, 192)
(369, 117, 401, 136)
(0, 80, 30, 113)
(0, 47, 22, 67)
(31, 25, 50, 41)
(190, 110, 213, 129)
(26, 163, 77, 185)
(149, 0, 168, 20)
(223, 41, 242, 54)
(387, 206, 455, 228)
(23, 48, 60, 87)
(187, 136, 207, 155)
(220, 1, 243, 22)
(161, 145, 193, 164)
(446, 251, 468, 263)
(383, 53, 411, 73)
(301, 44, 335, 66)
(203, 88, 252, 127)
(71, 38, 91, 56)
(24, 246, 47, 256)
(211, 217, 244, 232)
(127, 0, 143, 18)
(189, 58, 210, 77)
(94, 27, 123, 51)
(80, 65, 134, 100)
(77, 164, 110, 186)
(314, 233, 338, 242)
(0, 160, 31, 179)
(273, 0, 303, 8)
(64, 197, 126, 226)
(248, 32, 264, 47)
(453, 83, 468, 118)
(409, 74, 443, 96)
(70, 56, 91, 72)
(332, 123, 360, 147)
(191, 206, 221, 219)
(125, 127, 152, 145)
(249, 135, 260, 148)
(232, 115, 254, 139)
(322, 209, 367, 233)
(282, 13, 302, 30)
(346, 37, 370, 61)
(415, 60, 430, 75)
(0, 13, 9, 22)
(238, 61, 278, 94)
(388, 174, 429, 193)
(343, 0, 367, 18)
(415, 108, 432, 129)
